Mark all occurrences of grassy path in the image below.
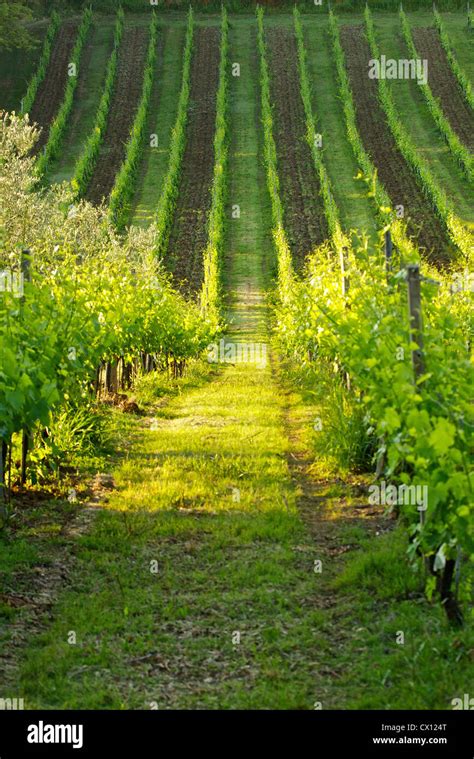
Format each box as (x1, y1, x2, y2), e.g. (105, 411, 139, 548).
(130, 22, 186, 227)
(303, 17, 379, 243)
(223, 19, 275, 333)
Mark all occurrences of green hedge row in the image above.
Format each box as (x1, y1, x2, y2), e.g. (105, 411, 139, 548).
(36, 7, 93, 178)
(72, 7, 124, 197)
(154, 7, 194, 260)
(109, 11, 158, 229)
(21, 12, 61, 116)
(293, 6, 349, 255)
(201, 6, 229, 325)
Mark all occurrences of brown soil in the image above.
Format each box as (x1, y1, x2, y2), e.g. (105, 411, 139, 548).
(30, 21, 79, 154)
(340, 25, 455, 267)
(267, 28, 328, 271)
(85, 26, 149, 205)
(166, 26, 220, 296)
(412, 26, 474, 152)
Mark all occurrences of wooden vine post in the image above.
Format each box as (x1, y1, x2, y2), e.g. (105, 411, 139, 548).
(406, 266, 429, 553)
(340, 247, 351, 390)
(384, 229, 393, 276)
(0, 441, 7, 519)
(406, 264, 425, 379)
(340, 246, 349, 298)
(20, 250, 32, 485)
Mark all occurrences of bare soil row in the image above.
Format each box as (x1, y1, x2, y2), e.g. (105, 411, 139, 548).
(267, 27, 329, 271)
(85, 26, 149, 205)
(30, 21, 79, 154)
(166, 26, 221, 296)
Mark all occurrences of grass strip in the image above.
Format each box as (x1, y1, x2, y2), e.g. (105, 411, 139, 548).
(256, 5, 294, 300)
(200, 7, 229, 325)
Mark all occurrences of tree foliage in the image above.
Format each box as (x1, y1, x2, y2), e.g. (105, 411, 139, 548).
(0, 2, 36, 51)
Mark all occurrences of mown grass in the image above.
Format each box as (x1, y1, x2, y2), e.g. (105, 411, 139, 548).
(0, 358, 472, 709)
(277, 361, 474, 710)
(2, 274, 471, 696)
(10, 361, 320, 709)
(329, 524, 474, 709)
(223, 17, 275, 331)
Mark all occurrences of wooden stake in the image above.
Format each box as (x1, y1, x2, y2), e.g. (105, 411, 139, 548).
(105, 362, 112, 393)
(340, 246, 349, 298)
(20, 250, 31, 486)
(384, 230, 393, 277)
(0, 440, 7, 512)
(406, 264, 425, 379)
(406, 266, 430, 557)
(340, 247, 351, 390)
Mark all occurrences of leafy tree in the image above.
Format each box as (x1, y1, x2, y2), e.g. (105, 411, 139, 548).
(0, 2, 36, 51)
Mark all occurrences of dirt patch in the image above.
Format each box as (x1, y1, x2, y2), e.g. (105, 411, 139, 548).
(267, 27, 328, 270)
(340, 25, 455, 267)
(30, 21, 79, 154)
(166, 26, 220, 296)
(412, 26, 474, 152)
(0, 501, 85, 693)
(0, 470, 117, 694)
(85, 26, 149, 205)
